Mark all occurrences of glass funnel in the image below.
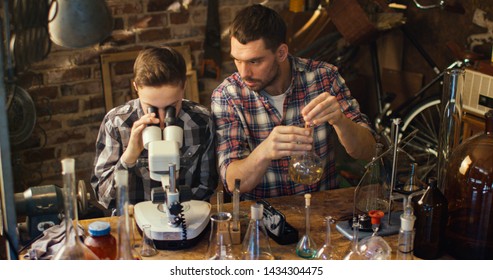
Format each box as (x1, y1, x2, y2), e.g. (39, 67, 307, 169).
(53, 158, 99, 260)
(289, 125, 325, 185)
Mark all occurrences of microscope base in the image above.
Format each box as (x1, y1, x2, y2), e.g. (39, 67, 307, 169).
(134, 200, 211, 250)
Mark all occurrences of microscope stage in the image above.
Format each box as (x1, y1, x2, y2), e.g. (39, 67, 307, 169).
(134, 200, 211, 250)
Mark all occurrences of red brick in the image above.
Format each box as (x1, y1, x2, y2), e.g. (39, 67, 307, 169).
(129, 14, 168, 29)
(50, 99, 79, 114)
(138, 28, 171, 42)
(107, 1, 143, 15)
(170, 11, 190, 24)
(28, 86, 59, 99)
(46, 68, 92, 84)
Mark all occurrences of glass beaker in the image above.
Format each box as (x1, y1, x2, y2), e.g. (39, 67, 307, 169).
(53, 158, 99, 260)
(205, 212, 236, 260)
(241, 203, 274, 260)
(296, 194, 317, 259)
(289, 125, 325, 185)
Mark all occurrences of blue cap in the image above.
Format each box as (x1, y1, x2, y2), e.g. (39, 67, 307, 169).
(88, 221, 111, 237)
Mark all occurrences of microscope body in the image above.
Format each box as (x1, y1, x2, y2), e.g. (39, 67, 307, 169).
(134, 106, 211, 249)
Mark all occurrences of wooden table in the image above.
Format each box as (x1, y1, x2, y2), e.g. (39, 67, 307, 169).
(80, 187, 401, 260)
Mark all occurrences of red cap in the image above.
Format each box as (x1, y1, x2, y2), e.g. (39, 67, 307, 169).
(368, 210, 385, 225)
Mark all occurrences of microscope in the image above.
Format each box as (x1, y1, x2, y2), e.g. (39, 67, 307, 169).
(133, 106, 211, 250)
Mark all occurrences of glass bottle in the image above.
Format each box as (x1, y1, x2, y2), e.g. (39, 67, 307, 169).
(296, 193, 317, 259)
(396, 203, 416, 260)
(443, 109, 493, 259)
(403, 163, 421, 192)
(354, 143, 390, 214)
(53, 158, 99, 260)
(84, 221, 117, 260)
(241, 203, 274, 260)
(114, 170, 135, 260)
(412, 177, 448, 259)
(315, 216, 338, 260)
(437, 68, 464, 192)
(205, 212, 236, 260)
(289, 126, 325, 185)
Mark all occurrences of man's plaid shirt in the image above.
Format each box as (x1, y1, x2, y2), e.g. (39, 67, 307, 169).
(211, 55, 373, 200)
(91, 99, 218, 209)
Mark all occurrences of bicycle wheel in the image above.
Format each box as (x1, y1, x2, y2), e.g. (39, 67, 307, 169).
(400, 96, 441, 180)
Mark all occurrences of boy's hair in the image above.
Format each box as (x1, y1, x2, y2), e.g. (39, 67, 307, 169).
(229, 4, 287, 52)
(133, 46, 186, 88)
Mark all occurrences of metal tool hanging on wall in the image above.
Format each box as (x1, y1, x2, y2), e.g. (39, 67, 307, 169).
(48, 0, 113, 49)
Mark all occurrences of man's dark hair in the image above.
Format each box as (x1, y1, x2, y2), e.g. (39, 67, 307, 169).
(133, 46, 186, 88)
(229, 4, 287, 52)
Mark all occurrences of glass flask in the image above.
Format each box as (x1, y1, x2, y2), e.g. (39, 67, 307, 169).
(396, 203, 416, 260)
(343, 216, 364, 260)
(412, 177, 448, 259)
(114, 170, 136, 260)
(443, 109, 493, 259)
(315, 216, 338, 260)
(241, 203, 274, 260)
(289, 126, 325, 185)
(354, 143, 390, 214)
(358, 210, 392, 260)
(53, 158, 99, 260)
(296, 194, 317, 259)
(140, 224, 158, 257)
(205, 212, 236, 260)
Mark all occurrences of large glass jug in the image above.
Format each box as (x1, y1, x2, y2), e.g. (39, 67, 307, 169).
(443, 110, 493, 259)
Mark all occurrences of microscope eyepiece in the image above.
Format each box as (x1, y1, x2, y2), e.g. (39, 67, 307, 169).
(147, 106, 160, 127)
(165, 106, 176, 126)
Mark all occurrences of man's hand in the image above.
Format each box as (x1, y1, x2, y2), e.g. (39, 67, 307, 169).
(258, 125, 313, 161)
(302, 92, 344, 126)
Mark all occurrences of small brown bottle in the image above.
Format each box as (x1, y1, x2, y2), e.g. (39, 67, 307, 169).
(84, 221, 117, 260)
(412, 177, 448, 259)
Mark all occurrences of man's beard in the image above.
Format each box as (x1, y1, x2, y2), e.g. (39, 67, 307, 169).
(243, 62, 280, 92)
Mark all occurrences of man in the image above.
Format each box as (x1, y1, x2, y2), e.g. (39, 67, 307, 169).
(92, 46, 217, 209)
(211, 4, 376, 200)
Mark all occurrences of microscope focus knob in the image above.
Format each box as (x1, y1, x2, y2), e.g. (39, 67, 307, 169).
(151, 188, 166, 204)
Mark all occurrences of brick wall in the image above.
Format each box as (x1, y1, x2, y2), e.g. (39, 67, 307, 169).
(10, 0, 289, 193)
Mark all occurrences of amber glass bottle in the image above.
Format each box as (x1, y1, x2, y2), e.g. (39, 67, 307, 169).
(84, 221, 117, 260)
(412, 177, 448, 259)
(443, 110, 493, 259)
